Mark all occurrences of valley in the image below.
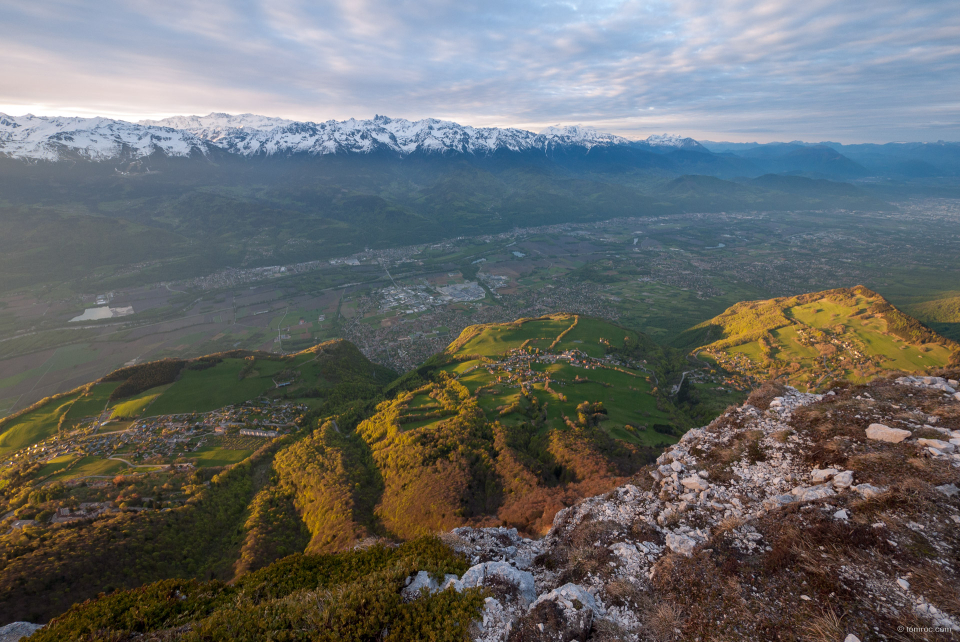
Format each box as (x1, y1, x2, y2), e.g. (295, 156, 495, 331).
(3, 202, 960, 420)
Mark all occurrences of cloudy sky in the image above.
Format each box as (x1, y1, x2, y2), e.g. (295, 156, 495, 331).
(1, 0, 958, 142)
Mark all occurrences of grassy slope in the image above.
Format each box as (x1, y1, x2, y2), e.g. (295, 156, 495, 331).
(676, 285, 960, 389)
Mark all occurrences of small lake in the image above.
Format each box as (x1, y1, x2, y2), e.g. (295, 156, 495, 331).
(69, 306, 134, 322)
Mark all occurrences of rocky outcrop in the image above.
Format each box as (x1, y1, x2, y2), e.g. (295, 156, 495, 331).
(407, 371, 960, 640)
(0, 623, 41, 642)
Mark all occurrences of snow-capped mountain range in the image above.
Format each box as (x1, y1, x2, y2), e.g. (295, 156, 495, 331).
(0, 112, 701, 162)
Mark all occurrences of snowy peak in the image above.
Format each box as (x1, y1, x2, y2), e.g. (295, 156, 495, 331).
(0, 112, 700, 162)
(642, 133, 706, 151)
(537, 124, 630, 149)
(140, 113, 295, 133)
(0, 113, 206, 162)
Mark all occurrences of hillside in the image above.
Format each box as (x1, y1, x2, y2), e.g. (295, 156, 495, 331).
(18, 370, 960, 640)
(0, 340, 395, 622)
(675, 285, 960, 390)
(907, 292, 960, 342)
(0, 319, 705, 623)
(271, 315, 699, 551)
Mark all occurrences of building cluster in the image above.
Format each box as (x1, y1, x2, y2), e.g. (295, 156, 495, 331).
(475, 347, 646, 391)
(4, 401, 306, 471)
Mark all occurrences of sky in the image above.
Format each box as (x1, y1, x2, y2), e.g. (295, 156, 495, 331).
(1, 0, 958, 143)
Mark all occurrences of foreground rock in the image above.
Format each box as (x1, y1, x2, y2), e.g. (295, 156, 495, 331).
(418, 372, 960, 640)
(0, 623, 41, 642)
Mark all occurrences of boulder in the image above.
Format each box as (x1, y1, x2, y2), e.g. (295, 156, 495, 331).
(810, 468, 839, 482)
(832, 471, 854, 489)
(461, 561, 536, 606)
(516, 584, 597, 642)
(0, 623, 42, 642)
(936, 483, 959, 497)
(918, 438, 955, 452)
(853, 483, 885, 498)
(865, 423, 911, 443)
(763, 494, 796, 510)
(680, 476, 709, 492)
(792, 484, 835, 502)
(402, 571, 443, 600)
(665, 532, 697, 556)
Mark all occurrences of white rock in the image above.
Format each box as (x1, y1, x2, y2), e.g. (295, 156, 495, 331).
(948, 379, 959, 388)
(810, 468, 839, 482)
(918, 438, 955, 452)
(670, 460, 684, 472)
(0, 623, 42, 642)
(681, 476, 709, 492)
(844, 635, 861, 642)
(460, 561, 537, 606)
(832, 471, 854, 489)
(854, 483, 885, 498)
(402, 571, 440, 600)
(936, 483, 959, 497)
(763, 494, 796, 509)
(665, 532, 697, 556)
(865, 423, 911, 443)
(897, 578, 910, 590)
(953, 392, 960, 402)
(834, 509, 849, 520)
(531, 583, 598, 614)
(792, 484, 836, 501)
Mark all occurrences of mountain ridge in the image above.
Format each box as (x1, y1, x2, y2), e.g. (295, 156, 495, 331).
(0, 112, 700, 162)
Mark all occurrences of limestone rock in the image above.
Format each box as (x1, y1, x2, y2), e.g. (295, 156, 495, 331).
(832, 471, 854, 489)
(680, 475, 709, 492)
(936, 483, 959, 497)
(791, 484, 836, 501)
(853, 483, 885, 498)
(0, 623, 42, 642)
(665, 532, 697, 556)
(918, 438, 955, 452)
(865, 423, 911, 443)
(810, 468, 838, 482)
(402, 571, 440, 600)
(518, 584, 597, 642)
(461, 561, 536, 606)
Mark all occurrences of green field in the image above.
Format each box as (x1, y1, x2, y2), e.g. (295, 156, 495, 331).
(45, 456, 127, 482)
(443, 315, 677, 446)
(61, 382, 120, 426)
(109, 384, 172, 419)
(190, 444, 256, 467)
(452, 316, 575, 357)
(145, 356, 308, 415)
(0, 391, 83, 457)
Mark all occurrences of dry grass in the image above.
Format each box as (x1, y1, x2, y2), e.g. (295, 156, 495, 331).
(801, 607, 846, 642)
(605, 578, 642, 608)
(745, 381, 788, 410)
(909, 563, 960, 618)
(644, 601, 684, 642)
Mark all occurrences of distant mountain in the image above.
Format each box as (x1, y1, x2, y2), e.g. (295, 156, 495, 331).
(0, 112, 699, 162)
(702, 139, 960, 177)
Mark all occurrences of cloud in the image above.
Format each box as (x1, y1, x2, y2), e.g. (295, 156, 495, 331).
(0, 0, 957, 142)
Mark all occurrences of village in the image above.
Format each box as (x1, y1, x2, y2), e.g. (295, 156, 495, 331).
(4, 400, 307, 472)
(468, 346, 648, 391)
